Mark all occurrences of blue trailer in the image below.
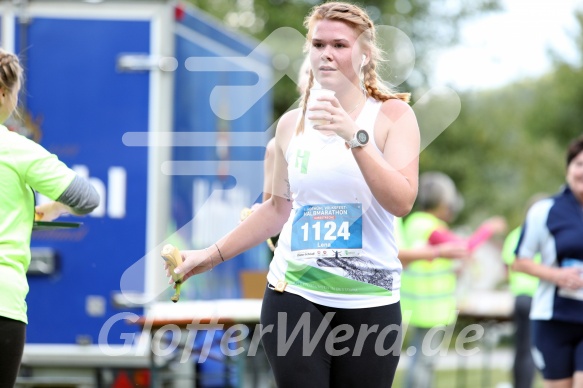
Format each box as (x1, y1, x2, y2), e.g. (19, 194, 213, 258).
(0, 0, 272, 385)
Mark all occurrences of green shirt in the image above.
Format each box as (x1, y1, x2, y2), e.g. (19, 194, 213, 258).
(502, 226, 539, 297)
(0, 125, 76, 323)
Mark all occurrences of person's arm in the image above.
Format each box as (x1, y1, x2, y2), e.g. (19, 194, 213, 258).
(35, 176, 100, 221)
(173, 110, 298, 283)
(512, 198, 583, 289)
(262, 137, 276, 202)
(311, 95, 419, 216)
(236, 137, 278, 252)
(467, 216, 507, 250)
(512, 259, 583, 289)
(428, 216, 507, 250)
(351, 99, 419, 217)
(20, 138, 100, 221)
(399, 241, 469, 266)
(428, 228, 464, 245)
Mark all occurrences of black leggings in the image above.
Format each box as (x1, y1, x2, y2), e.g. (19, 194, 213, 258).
(0, 316, 26, 388)
(260, 285, 402, 388)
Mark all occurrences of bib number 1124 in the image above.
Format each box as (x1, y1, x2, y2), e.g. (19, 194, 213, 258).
(291, 203, 362, 251)
(300, 221, 350, 241)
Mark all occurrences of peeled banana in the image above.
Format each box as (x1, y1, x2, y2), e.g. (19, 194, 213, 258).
(161, 244, 184, 303)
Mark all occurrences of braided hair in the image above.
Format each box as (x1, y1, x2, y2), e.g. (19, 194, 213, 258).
(297, 2, 410, 134)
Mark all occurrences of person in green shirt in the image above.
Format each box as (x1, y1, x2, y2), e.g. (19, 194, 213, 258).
(0, 48, 100, 387)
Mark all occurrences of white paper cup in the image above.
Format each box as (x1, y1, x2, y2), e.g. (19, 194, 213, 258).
(307, 88, 335, 126)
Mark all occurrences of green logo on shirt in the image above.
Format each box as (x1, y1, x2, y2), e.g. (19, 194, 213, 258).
(295, 149, 310, 174)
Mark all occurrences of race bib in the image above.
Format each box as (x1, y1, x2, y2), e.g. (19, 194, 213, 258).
(291, 203, 362, 251)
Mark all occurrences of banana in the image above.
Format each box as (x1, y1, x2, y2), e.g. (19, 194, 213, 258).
(161, 244, 184, 303)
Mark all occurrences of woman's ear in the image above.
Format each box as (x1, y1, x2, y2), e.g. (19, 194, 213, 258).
(361, 52, 371, 67)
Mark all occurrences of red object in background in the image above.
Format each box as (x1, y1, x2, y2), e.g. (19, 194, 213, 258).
(175, 3, 185, 21)
(112, 369, 151, 388)
(428, 225, 495, 253)
(112, 371, 133, 388)
(133, 369, 151, 387)
(428, 229, 464, 245)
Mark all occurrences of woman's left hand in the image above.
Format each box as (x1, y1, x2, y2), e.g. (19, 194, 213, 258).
(307, 95, 359, 141)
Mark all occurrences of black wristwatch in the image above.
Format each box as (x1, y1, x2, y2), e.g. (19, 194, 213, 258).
(346, 129, 370, 148)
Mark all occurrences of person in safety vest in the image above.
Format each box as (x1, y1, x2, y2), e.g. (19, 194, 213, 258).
(401, 171, 506, 388)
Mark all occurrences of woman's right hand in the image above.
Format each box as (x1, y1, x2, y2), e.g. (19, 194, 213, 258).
(435, 242, 470, 260)
(164, 249, 214, 284)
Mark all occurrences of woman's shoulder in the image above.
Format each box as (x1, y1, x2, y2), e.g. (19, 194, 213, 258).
(379, 98, 413, 122)
(526, 197, 554, 223)
(271, 108, 303, 158)
(1, 126, 43, 150)
(275, 108, 302, 137)
(265, 136, 276, 154)
(278, 108, 302, 127)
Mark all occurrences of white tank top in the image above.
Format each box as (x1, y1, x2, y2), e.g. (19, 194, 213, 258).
(267, 98, 401, 309)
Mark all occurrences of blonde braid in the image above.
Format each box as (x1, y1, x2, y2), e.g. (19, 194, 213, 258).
(296, 70, 315, 134)
(364, 63, 410, 103)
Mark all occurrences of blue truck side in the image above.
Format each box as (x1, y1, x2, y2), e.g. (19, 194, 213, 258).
(0, 0, 272, 385)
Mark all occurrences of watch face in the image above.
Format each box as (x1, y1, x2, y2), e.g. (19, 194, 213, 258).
(357, 130, 369, 144)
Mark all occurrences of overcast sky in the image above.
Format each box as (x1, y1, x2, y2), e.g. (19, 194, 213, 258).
(432, 0, 582, 91)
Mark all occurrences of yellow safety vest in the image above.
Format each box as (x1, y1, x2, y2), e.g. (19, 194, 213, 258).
(400, 212, 457, 327)
(502, 226, 540, 297)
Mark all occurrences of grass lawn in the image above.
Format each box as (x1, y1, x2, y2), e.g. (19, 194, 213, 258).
(392, 367, 544, 388)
